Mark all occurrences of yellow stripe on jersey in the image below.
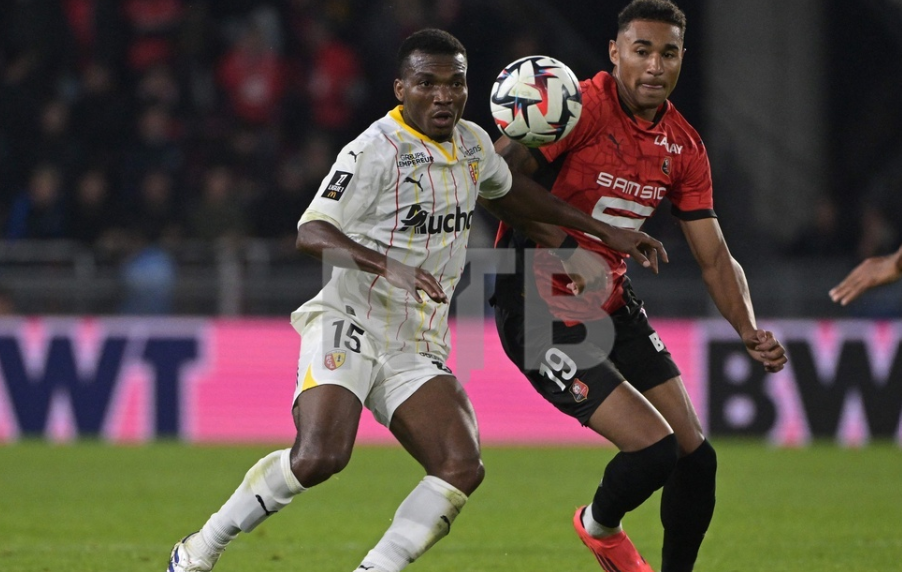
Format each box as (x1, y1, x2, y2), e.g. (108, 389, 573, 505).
(301, 365, 319, 392)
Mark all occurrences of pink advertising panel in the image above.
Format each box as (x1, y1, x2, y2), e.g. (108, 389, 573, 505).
(0, 317, 900, 446)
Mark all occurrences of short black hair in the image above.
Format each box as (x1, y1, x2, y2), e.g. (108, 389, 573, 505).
(396, 28, 467, 76)
(618, 0, 687, 40)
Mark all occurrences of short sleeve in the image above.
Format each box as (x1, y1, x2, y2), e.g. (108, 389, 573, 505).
(472, 125, 511, 200)
(669, 140, 715, 220)
(299, 140, 387, 230)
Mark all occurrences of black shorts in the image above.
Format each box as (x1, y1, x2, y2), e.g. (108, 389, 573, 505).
(493, 279, 681, 425)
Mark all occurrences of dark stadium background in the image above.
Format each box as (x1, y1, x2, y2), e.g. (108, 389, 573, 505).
(1, 0, 901, 318)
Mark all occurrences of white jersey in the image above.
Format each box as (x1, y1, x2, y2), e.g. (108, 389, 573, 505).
(291, 106, 512, 360)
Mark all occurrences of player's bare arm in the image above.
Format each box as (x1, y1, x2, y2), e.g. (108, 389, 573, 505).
(296, 220, 448, 304)
(829, 244, 902, 305)
(680, 217, 786, 372)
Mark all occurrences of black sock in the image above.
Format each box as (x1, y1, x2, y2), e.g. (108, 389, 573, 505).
(660, 439, 717, 572)
(591, 434, 679, 528)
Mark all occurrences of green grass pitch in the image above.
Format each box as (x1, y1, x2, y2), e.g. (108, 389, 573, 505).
(1, 440, 900, 571)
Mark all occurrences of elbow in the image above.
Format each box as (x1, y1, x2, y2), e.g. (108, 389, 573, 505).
(295, 223, 317, 256)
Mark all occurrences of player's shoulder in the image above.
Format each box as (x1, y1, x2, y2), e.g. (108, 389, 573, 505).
(338, 118, 401, 165)
(455, 118, 495, 149)
(571, 71, 617, 127)
(661, 102, 706, 151)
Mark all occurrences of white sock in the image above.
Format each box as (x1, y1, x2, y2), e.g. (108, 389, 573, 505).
(583, 504, 622, 538)
(356, 476, 468, 572)
(194, 449, 305, 554)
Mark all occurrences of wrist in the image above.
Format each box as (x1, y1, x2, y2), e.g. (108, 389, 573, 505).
(549, 234, 580, 261)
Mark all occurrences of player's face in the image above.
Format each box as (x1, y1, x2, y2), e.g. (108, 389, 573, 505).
(394, 51, 468, 142)
(609, 20, 684, 121)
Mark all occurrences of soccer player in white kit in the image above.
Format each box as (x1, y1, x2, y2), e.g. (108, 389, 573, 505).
(167, 28, 667, 572)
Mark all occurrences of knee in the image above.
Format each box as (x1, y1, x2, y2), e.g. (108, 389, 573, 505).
(289, 446, 352, 487)
(684, 439, 717, 480)
(432, 455, 485, 496)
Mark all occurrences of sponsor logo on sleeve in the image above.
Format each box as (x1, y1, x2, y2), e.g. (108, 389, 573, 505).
(322, 171, 353, 200)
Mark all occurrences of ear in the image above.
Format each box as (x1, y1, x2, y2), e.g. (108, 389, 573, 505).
(393, 78, 404, 103)
(608, 39, 619, 67)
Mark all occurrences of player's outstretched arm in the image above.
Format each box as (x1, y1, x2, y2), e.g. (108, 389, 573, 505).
(296, 220, 448, 303)
(680, 216, 787, 372)
(829, 245, 902, 306)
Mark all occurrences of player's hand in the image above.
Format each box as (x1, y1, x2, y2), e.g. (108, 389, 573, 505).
(829, 253, 902, 306)
(742, 329, 787, 373)
(383, 258, 448, 303)
(597, 226, 669, 274)
(560, 247, 613, 295)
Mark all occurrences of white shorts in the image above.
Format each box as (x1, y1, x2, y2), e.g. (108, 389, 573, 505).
(292, 312, 454, 426)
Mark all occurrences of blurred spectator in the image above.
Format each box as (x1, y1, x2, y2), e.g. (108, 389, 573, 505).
(69, 61, 134, 158)
(187, 165, 247, 241)
(251, 132, 333, 241)
(67, 167, 124, 246)
(136, 63, 182, 111)
(300, 17, 365, 142)
(118, 231, 177, 315)
(0, 51, 43, 194)
(120, 103, 184, 194)
(785, 196, 852, 258)
(62, 0, 100, 69)
(217, 19, 286, 126)
(4, 164, 67, 240)
(25, 98, 84, 182)
(0, 284, 17, 315)
(123, 168, 185, 244)
(123, 0, 184, 73)
(856, 156, 902, 261)
(3, 0, 74, 91)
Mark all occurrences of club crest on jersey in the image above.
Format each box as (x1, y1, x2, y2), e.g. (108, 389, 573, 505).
(662, 157, 671, 176)
(322, 171, 353, 200)
(467, 160, 479, 185)
(570, 378, 589, 403)
(324, 351, 346, 370)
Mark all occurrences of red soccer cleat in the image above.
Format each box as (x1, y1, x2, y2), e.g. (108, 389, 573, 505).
(573, 507, 655, 572)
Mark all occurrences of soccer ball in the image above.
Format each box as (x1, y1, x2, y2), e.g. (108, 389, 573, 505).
(490, 55, 582, 147)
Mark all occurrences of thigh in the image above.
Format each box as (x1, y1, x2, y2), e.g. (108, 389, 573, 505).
(388, 375, 482, 493)
(642, 376, 705, 456)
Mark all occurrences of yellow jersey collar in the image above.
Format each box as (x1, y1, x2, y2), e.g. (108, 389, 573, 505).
(389, 106, 458, 162)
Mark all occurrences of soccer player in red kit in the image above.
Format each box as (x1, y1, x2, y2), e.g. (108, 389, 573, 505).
(485, 1, 787, 571)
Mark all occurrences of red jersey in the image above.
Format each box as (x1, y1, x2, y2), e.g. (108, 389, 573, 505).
(497, 71, 715, 322)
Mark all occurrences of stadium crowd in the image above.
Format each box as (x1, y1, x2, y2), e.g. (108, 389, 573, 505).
(1, 0, 901, 317)
(0, 0, 522, 248)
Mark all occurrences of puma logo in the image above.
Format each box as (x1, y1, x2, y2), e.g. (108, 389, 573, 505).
(255, 495, 277, 516)
(348, 150, 363, 162)
(404, 174, 424, 192)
